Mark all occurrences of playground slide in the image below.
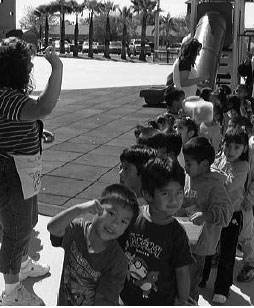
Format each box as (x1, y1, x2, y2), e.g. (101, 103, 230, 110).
(194, 11, 227, 90)
(140, 11, 227, 105)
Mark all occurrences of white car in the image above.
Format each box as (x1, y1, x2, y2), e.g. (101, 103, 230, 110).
(53, 40, 70, 53)
(129, 39, 151, 56)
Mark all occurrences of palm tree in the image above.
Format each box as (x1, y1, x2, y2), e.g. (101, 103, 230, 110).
(87, 0, 100, 58)
(49, 0, 73, 54)
(98, 1, 118, 59)
(118, 6, 132, 60)
(33, 5, 53, 49)
(69, 0, 87, 56)
(160, 13, 175, 48)
(131, 0, 157, 61)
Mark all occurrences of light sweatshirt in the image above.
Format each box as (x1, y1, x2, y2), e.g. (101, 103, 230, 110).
(212, 154, 249, 212)
(183, 170, 233, 256)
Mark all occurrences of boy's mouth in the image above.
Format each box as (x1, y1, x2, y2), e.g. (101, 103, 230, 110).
(104, 226, 115, 235)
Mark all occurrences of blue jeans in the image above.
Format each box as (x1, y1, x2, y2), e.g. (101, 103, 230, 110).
(0, 155, 38, 274)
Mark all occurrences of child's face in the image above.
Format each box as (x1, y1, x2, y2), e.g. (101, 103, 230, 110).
(174, 122, 189, 144)
(149, 181, 184, 218)
(94, 202, 133, 241)
(184, 155, 205, 178)
(119, 161, 141, 194)
(229, 108, 239, 118)
(237, 88, 247, 99)
(223, 142, 245, 162)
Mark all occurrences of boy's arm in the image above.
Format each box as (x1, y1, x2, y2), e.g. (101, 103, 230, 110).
(175, 265, 190, 305)
(94, 250, 128, 306)
(203, 185, 233, 227)
(47, 200, 103, 237)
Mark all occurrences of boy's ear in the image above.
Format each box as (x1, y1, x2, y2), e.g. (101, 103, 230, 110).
(142, 189, 153, 203)
(187, 130, 195, 139)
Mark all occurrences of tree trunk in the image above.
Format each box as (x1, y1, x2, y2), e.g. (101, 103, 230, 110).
(121, 23, 127, 60)
(45, 14, 49, 48)
(139, 12, 147, 62)
(88, 11, 94, 58)
(104, 13, 111, 59)
(73, 13, 79, 57)
(60, 13, 65, 54)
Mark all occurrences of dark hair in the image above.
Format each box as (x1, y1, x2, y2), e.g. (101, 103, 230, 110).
(164, 87, 185, 108)
(120, 145, 157, 175)
(199, 87, 213, 101)
(179, 38, 202, 67)
(134, 124, 159, 139)
(138, 132, 182, 157)
(227, 95, 241, 114)
(183, 136, 215, 166)
(174, 117, 199, 137)
(228, 116, 253, 130)
(141, 157, 185, 197)
(213, 103, 223, 124)
(219, 85, 232, 96)
(156, 112, 175, 129)
(0, 37, 36, 94)
(210, 88, 228, 109)
(100, 183, 139, 223)
(223, 128, 249, 161)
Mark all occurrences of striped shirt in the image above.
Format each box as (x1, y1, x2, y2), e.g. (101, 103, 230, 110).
(0, 87, 41, 155)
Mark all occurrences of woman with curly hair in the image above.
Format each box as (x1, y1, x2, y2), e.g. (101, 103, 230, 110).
(0, 37, 63, 305)
(173, 38, 209, 98)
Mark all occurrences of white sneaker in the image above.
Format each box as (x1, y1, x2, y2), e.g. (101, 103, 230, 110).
(212, 293, 227, 304)
(20, 257, 50, 281)
(0, 284, 44, 306)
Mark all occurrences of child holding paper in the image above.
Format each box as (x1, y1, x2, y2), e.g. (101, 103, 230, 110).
(182, 137, 233, 302)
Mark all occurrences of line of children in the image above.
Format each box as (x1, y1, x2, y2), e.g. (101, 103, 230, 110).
(45, 82, 254, 306)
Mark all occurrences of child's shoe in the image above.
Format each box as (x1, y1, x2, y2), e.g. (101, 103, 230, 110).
(20, 257, 50, 281)
(237, 264, 254, 282)
(212, 293, 227, 304)
(0, 284, 44, 306)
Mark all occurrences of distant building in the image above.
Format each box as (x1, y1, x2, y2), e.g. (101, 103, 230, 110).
(0, 0, 16, 40)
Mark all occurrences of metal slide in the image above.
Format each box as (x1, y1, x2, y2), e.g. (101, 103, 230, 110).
(194, 11, 227, 89)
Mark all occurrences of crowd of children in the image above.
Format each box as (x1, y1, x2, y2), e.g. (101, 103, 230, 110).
(1, 36, 254, 306)
(44, 82, 254, 306)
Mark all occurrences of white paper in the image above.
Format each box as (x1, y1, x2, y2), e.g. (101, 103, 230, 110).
(175, 217, 204, 244)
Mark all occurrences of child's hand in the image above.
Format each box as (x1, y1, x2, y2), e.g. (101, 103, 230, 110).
(77, 199, 104, 216)
(44, 46, 63, 69)
(190, 212, 205, 225)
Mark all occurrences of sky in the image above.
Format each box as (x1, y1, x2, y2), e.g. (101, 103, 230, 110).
(16, 0, 187, 26)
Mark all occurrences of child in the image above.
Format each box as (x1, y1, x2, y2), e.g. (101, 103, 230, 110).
(199, 87, 213, 102)
(164, 87, 185, 115)
(137, 131, 182, 161)
(119, 145, 157, 198)
(120, 157, 194, 305)
(173, 117, 199, 168)
(211, 128, 249, 304)
(199, 103, 223, 154)
(47, 183, 139, 306)
(182, 137, 233, 302)
(235, 84, 254, 120)
(0, 38, 63, 305)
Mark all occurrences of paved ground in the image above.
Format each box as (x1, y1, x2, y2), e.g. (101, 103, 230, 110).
(0, 57, 253, 305)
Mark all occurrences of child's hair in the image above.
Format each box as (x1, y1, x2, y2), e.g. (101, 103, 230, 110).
(0, 37, 36, 94)
(227, 95, 241, 114)
(235, 84, 248, 96)
(120, 145, 157, 175)
(164, 87, 185, 108)
(223, 127, 249, 161)
(174, 117, 199, 137)
(210, 88, 228, 107)
(100, 183, 139, 223)
(138, 132, 182, 157)
(134, 124, 159, 139)
(199, 87, 213, 101)
(213, 103, 223, 124)
(219, 85, 232, 96)
(141, 157, 185, 197)
(228, 116, 253, 131)
(183, 136, 215, 166)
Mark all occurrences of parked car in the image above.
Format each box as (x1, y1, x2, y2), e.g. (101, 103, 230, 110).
(109, 41, 122, 55)
(129, 39, 151, 56)
(167, 42, 181, 55)
(53, 40, 70, 53)
(70, 40, 83, 52)
(82, 41, 100, 54)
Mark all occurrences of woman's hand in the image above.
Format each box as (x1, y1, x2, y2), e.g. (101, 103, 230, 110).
(44, 46, 63, 69)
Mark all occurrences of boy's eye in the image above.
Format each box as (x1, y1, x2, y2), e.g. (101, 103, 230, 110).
(108, 211, 115, 217)
(122, 219, 128, 225)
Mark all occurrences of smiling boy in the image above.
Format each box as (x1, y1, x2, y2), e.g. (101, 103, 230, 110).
(120, 157, 193, 306)
(47, 184, 139, 306)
